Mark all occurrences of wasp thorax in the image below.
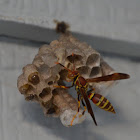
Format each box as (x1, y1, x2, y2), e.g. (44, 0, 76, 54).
(28, 72, 40, 85)
(19, 84, 31, 94)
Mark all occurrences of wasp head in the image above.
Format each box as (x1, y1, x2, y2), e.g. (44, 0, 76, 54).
(67, 70, 79, 80)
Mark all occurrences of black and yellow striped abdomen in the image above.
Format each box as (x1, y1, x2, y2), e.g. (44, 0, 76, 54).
(88, 93, 115, 114)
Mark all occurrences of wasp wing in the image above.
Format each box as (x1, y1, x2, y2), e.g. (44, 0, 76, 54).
(80, 88, 97, 126)
(86, 73, 130, 83)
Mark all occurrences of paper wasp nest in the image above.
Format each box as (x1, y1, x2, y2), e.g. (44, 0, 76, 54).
(17, 33, 115, 127)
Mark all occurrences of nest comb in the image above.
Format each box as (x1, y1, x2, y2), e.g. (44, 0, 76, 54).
(17, 33, 115, 127)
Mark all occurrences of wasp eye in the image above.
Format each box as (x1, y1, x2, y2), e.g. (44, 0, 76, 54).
(28, 72, 40, 85)
(70, 74, 74, 78)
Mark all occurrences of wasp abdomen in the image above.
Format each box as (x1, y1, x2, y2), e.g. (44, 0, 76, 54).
(88, 93, 115, 114)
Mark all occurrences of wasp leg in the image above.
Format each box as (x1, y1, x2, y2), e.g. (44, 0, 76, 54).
(81, 99, 87, 115)
(53, 85, 74, 89)
(54, 81, 74, 89)
(70, 94, 80, 126)
(54, 82, 74, 89)
(79, 98, 87, 118)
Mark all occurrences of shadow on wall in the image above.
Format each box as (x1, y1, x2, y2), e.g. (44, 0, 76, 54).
(20, 84, 131, 140)
(20, 100, 110, 140)
(0, 20, 140, 61)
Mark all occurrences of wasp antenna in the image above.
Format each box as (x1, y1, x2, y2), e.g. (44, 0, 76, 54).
(55, 62, 59, 65)
(55, 61, 73, 73)
(55, 62, 65, 67)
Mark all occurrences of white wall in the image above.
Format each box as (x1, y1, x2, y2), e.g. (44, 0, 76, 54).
(0, 0, 140, 42)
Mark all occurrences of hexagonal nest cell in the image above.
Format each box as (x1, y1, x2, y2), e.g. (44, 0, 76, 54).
(17, 33, 116, 127)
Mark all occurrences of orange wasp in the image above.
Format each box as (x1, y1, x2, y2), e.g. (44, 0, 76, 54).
(55, 55, 130, 126)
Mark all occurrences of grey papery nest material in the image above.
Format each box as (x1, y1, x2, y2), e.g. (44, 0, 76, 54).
(17, 34, 115, 127)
